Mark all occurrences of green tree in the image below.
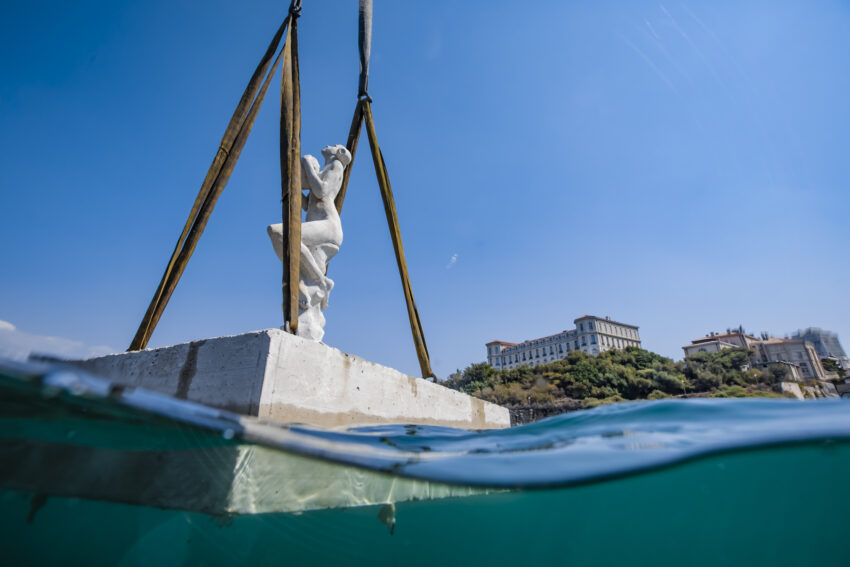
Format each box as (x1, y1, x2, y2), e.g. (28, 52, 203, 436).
(444, 347, 782, 410)
(822, 358, 846, 379)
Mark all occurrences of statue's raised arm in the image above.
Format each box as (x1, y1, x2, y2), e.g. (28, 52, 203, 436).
(301, 154, 321, 193)
(302, 146, 349, 200)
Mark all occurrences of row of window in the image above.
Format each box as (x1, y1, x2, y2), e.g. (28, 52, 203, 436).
(494, 336, 638, 362)
(500, 335, 577, 357)
(492, 337, 640, 366)
(499, 341, 577, 364)
(766, 350, 812, 364)
(491, 321, 640, 362)
(507, 333, 578, 353)
(497, 329, 639, 357)
(578, 320, 639, 340)
(600, 335, 637, 349)
(499, 347, 601, 368)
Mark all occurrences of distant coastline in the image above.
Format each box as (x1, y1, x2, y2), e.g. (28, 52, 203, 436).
(444, 347, 845, 425)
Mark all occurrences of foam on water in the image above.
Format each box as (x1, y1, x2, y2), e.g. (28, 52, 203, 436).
(299, 397, 850, 487)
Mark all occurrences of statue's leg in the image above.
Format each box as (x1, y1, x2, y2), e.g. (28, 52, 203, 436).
(296, 285, 325, 341)
(320, 277, 334, 310)
(301, 219, 342, 250)
(299, 242, 326, 284)
(266, 224, 284, 261)
(298, 280, 311, 311)
(300, 220, 323, 249)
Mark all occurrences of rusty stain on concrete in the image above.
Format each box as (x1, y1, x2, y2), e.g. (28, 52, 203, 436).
(176, 340, 206, 399)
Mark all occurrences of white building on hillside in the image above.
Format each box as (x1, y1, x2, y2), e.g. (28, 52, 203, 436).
(486, 315, 641, 370)
(682, 328, 827, 380)
(750, 338, 827, 380)
(682, 330, 758, 357)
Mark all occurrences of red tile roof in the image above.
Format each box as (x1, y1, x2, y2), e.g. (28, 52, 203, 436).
(691, 331, 758, 344)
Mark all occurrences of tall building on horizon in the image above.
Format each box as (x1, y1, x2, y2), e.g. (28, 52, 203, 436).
(486, 315, 641, 370)
(791, 328, 849, 370)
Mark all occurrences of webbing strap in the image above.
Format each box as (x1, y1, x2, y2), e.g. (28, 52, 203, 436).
(128, 16, 290, 351)
(335, 2, 434, 378)
(358, 0, 372, 99)
(362, 101, 434, 378)
(280, 17, 302, 333)
(334, 99, 365, 214)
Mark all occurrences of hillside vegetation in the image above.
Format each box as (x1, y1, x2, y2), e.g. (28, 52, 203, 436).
(443, 347, 790, 409)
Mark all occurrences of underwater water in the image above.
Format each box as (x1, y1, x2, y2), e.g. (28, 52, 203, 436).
(2, 362, 849, 566)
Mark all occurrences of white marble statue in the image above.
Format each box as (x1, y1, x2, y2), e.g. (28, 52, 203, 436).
(268, 144, 352, 341)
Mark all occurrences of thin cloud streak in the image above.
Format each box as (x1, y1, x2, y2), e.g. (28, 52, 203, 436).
(620, 34, 679, 93)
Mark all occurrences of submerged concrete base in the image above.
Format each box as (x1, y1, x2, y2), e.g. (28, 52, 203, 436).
(53, 329, 510, 429)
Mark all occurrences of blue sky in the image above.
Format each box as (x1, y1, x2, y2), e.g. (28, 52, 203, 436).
(1, 1, 848, 377)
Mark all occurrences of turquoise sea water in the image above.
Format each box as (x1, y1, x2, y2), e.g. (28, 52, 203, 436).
(2, 361, 849, 566)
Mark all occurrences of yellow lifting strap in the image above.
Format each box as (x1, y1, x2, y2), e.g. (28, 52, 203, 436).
(332, 0, 434, 378)
(362, 100, 434, 378)
(129, 0, 434, 379)
(128, 13, 292, 352)
(280, 8, 302, 335)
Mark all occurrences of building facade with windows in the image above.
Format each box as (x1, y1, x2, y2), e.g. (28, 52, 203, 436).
(486, 315, 641, 370)
(791, 328, 849, 370)
(682, 329, 827, 380)
(749, 338, 827, 380)
(682, 330, 759, 357)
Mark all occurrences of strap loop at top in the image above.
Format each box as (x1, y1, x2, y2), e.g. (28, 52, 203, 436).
(289, 0, 302, 17)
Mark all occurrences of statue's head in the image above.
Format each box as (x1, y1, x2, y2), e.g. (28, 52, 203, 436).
(321, 145, 352, 167)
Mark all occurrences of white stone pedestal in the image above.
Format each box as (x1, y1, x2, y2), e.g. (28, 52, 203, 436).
(57, 329, 510, 429)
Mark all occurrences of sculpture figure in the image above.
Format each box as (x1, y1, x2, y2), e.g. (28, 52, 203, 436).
(268, 144, 352, 341)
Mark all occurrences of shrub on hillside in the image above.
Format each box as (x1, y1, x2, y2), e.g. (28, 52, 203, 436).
(446, 347, 777, 409)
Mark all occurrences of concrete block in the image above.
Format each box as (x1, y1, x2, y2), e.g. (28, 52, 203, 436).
(53, 329, 510, 429)
(780, 382, 804, 400)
